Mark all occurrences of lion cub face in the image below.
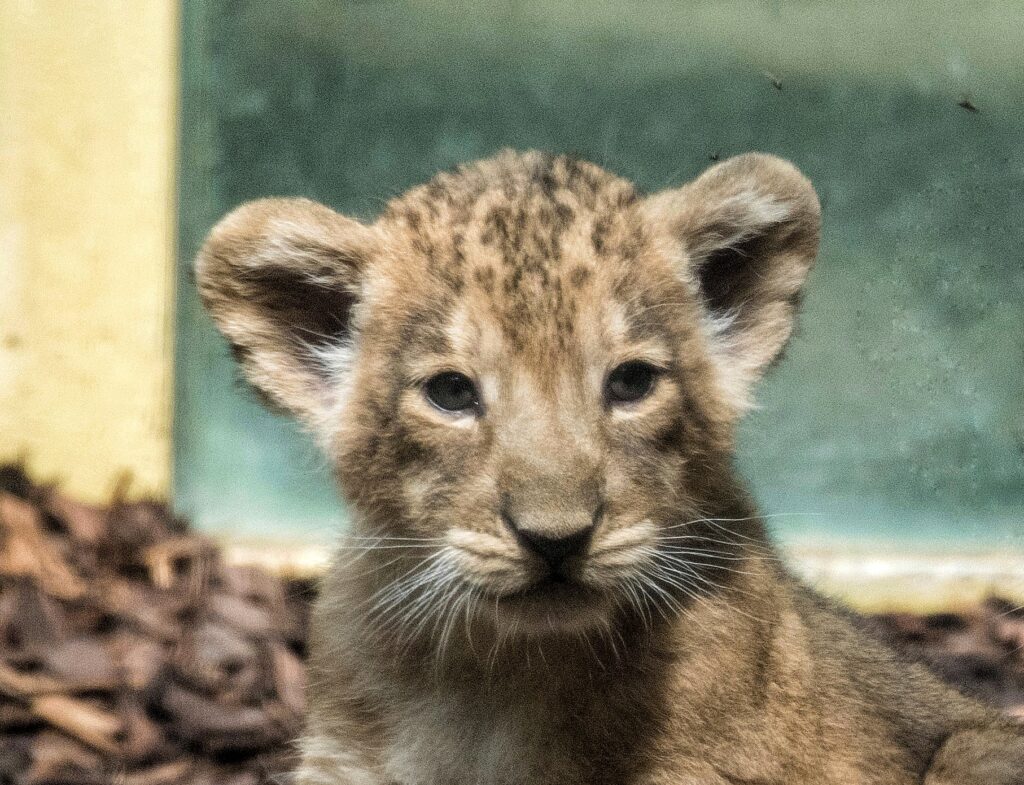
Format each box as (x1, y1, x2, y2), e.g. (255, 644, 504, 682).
(197, 150, 819, 636)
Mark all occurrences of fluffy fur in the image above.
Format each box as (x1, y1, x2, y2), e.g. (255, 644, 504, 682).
(196, 150, 1024, 784)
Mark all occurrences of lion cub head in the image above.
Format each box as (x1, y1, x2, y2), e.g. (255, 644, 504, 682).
(197, 150, 819, 638)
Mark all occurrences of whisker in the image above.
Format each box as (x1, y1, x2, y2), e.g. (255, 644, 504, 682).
(656, 545, 750, 560)
(344, 536, 448, 542)
(332, 544, 444, 551)
(651, 559, 772, 626)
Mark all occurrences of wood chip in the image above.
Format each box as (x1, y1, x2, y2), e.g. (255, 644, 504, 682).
(29, 694, 122, 754)
(20, 730, 105, 785)
(0, 659, 66, 698)
(44, 492, 108, 544)
(0, 494, 87, 600)
(115, 759, 196, 785)
(270, 642, 306, 717)
(42, 637, 120, 692)
(0, 465, 306, 782)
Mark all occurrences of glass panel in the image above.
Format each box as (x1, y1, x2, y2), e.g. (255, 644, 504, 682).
(176, 0, 1024, 553)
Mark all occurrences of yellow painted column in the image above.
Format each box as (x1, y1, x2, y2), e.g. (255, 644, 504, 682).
(0, 1, 179, 501)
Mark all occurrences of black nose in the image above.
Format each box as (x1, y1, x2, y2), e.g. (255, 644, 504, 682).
(501, 506, 598, 572)
(514, 527, 593, 570)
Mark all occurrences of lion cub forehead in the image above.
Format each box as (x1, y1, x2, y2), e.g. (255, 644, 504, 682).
(373, 150, 661, 358)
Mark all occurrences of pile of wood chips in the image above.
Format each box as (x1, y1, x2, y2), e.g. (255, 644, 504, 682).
(1, 463, 1023, 785)
(873, 602, 1024, 719)
(0, 466, 311, 785)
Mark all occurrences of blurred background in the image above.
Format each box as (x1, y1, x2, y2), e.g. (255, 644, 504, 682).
(2, 0, 1022, 608)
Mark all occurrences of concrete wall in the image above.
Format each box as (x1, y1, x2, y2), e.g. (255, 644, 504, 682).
(0, 1, 178, 501)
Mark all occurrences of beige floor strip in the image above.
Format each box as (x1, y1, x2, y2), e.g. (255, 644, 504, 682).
(222, 540, 1024, 612)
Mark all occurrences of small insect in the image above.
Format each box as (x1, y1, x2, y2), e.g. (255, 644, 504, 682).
(957, 95, 979, 113)
(764, 71, 783, 91)
(708, 151, 721, 162)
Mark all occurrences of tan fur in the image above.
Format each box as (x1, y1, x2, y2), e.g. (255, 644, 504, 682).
(196, 150, 1024, 784)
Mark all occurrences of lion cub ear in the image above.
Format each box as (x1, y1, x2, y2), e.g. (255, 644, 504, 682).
(641, 153, 821, 412)
(194, 198, 379, 428)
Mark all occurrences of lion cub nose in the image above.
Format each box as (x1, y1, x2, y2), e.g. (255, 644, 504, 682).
(502, 506, 602, 572)
(514, 527, 593, 571)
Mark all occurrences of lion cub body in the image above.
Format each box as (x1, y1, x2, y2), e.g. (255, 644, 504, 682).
(197, 150, 1024, 784)
(300, 556, 1018, 785)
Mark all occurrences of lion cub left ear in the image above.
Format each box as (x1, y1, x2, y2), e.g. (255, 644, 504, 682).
(194, 198, 380, 429)
(641, 153, 821, 412)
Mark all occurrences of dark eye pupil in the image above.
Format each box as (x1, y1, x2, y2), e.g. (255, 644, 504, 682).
(424, 372, 479, 413)
(606, 361, 658, 404)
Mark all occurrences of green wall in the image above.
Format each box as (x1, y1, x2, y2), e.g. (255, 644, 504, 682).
(176, 0, 1024, 552)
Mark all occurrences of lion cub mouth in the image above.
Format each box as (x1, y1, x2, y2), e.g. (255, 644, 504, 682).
(501, 573, 585, 601)
(492, 572, 610, 632)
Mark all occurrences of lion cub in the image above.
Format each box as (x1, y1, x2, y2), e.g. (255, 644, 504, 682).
(197, 151, 1024, 784)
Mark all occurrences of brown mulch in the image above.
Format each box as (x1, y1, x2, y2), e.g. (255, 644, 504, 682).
(0, 466, 312, 785)
(871, 603, 1024, 719)
(0, 463, 1022, 783)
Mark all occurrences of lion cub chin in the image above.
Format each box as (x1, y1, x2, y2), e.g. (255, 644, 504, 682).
(196, 149, 1024, 784)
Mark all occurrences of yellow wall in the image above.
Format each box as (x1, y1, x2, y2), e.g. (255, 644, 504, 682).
(0, 2, 179, 501)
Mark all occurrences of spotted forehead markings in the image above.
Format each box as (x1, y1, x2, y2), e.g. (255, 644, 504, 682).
(385, 151, 638, 261)
(380, 151, 656, 348)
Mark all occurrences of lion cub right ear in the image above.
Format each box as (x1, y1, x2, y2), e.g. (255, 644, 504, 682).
(641, 154, 820, 415)
(194, 198, 380, 428)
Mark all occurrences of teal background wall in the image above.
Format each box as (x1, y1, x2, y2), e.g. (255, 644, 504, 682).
(175, 0, 1024, 552)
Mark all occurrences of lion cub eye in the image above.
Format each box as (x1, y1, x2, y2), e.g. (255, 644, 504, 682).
(605, 361, 661, 405)
(424, 372, 481, 414)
